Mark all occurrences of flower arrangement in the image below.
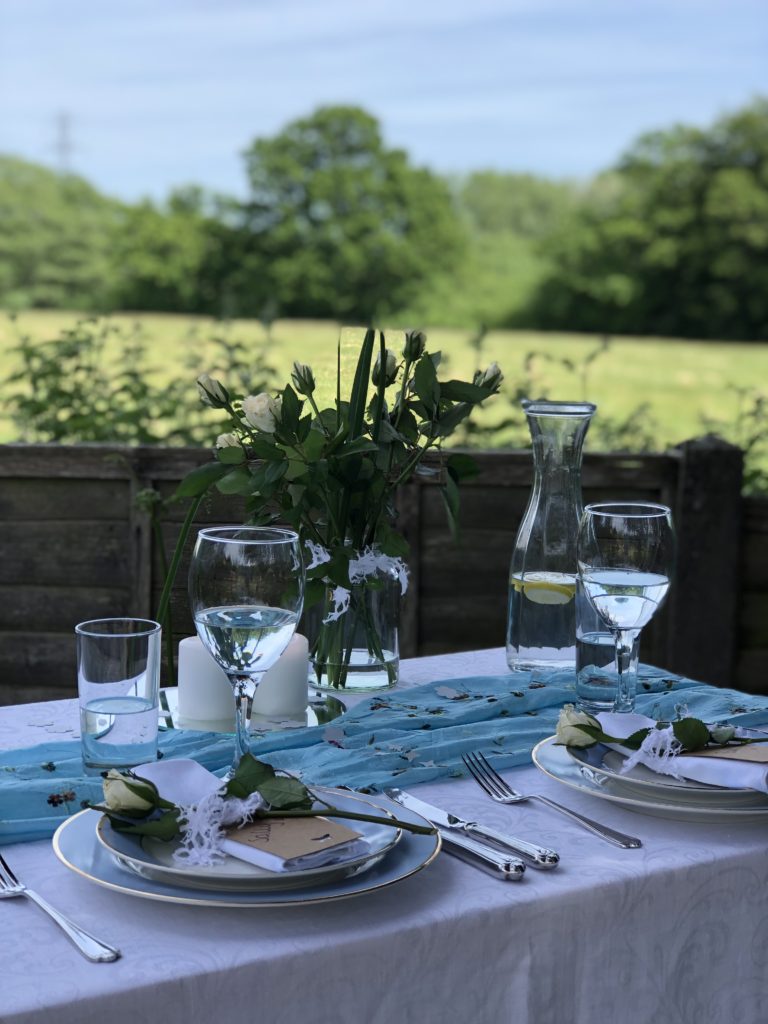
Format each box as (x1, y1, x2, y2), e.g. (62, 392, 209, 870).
(161, 328, 502, 689)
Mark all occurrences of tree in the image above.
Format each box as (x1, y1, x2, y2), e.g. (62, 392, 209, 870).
(109, 191, 213, 313)
(239, 106, 466, 321)
(0, 156, 120, 310)
(525, 99, 768, 340)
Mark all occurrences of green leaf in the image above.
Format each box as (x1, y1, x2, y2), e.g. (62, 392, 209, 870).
(225, 753, 275, 799)
(216, 466, 255, 495)
(440, 472, 461, 541)
(296, 413, 312, 443)
(258, 775, 313, 811)
(173, 461, 230, 499)
(217, 445, 246, 465)
(248, 438, 284, 461)
(447, 452, 480, 480)
(280, 383, 302, 432)
(413, 355, 440, 411)
(335, 437, 380, 458)
(435, 401, 473, 437)
(347, 328, 376, 439)
(105, 809, 181, 841)
(672, 717, 711, 751)
(439, 380, 495, 403)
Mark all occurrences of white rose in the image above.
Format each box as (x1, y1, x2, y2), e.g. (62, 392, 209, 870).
(196, 374, 229, 408)
(555, 704, 600, 747)
(215, 432, 240, 449)
(709, 724, 735, 744)
(102, 770, 157, 814)
(242, 393, 282, 433)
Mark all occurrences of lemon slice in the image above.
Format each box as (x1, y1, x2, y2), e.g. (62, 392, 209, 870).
(512, 572, 576, 605)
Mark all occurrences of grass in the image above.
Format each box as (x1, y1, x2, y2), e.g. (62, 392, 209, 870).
(2, 309, 767, 460)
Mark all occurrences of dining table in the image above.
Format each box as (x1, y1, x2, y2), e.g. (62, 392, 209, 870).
(2, 646, 768, 1024)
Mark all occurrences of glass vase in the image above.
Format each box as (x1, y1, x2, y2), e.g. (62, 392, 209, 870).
(305, 559, 401, 692)
(506, 399, 596, 673)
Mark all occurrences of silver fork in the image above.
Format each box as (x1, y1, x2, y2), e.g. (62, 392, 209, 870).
(0, 851, 121, 962)
(462, 752, 642, 849)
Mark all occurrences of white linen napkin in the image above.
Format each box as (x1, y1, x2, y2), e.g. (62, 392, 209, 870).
(596, 713, 768, 793)
(133, 759, 368, 872)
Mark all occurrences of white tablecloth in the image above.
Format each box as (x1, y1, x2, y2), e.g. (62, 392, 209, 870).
(2, 649, 767, 1024)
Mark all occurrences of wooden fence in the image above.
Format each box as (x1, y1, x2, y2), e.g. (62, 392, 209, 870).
(1, 438, 761, 706)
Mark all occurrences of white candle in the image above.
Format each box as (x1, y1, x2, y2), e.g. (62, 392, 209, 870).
(177, 636, 235, 728)
(251, 634, 309, 717)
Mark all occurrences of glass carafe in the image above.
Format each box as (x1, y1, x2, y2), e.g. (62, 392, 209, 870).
(506, 400, 596, 672)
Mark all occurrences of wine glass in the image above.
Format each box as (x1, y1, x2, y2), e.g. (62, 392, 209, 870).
(188, 526, 304, 769)
(577, 502, 675, 712)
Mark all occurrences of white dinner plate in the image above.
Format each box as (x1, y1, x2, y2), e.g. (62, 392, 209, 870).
(566, 743, 768, 808)
(533, 736, 768, 823)
(53, 800, 441, 907)
(95, 788, 403, 892)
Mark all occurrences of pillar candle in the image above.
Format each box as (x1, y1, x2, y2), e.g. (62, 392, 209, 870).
(251, 634, 309, 717)
(177, 636, 235, 728)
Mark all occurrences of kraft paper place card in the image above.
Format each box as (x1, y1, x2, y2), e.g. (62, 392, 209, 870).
(225, 816, 362, 862)
(689, 743, 768, 764)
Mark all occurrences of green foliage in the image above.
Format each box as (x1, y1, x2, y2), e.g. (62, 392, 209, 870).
(240, 105, 467, 321)
(525, 99, 768, 340)
(403, 172, 575, 328)
(0, 156, 120, 311)
(182, 328, 502, 555)
(1, 316, 274, 445)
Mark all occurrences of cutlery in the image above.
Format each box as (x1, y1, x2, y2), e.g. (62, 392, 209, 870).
(386, 788, 559, 870)
(436, 829, 526, 882)
(462, 751, 643, 849)
(0, 852, 121, 962)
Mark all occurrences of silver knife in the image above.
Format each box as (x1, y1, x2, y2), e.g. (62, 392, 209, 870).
(386, 788, 559, 871)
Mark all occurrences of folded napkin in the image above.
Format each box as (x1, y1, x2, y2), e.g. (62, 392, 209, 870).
(133, 759, 368, 873)
(597, 712, 768, 793)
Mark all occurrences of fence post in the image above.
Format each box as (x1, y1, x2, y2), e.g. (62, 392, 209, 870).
(665, 435, 743, 686)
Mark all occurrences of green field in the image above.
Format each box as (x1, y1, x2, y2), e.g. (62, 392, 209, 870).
(2, 310, 767, 461)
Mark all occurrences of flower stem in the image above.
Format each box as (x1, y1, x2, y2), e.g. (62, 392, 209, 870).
(257, 807, 434, 836)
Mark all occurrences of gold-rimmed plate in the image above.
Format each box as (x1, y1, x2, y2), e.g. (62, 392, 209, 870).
(53, 798, 441, 907)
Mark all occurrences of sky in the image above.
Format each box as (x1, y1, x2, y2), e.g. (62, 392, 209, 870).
(0, 0, 766, 202)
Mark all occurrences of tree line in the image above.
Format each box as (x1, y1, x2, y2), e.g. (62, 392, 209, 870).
(0, 99, 766, 340)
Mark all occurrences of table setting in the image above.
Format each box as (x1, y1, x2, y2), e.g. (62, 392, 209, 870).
(3, 331, 768, 1024)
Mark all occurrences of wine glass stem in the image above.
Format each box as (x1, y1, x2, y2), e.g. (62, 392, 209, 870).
(614, 630, 640, 712)
(230, 675, 255, 765)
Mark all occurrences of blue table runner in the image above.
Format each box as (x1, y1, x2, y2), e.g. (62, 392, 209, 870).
(3, 665, 768, 845)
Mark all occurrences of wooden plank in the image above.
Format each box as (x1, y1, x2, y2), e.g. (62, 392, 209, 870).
(0, 633, 78, 703)
(665, 437, 743, 686)
(734, 649, 768, 696)
(0, 521, 131, 586)
(0, 585, 127, 631)
(0, 479, 130, 520)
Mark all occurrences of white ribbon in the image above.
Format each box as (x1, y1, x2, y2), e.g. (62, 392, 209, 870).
(304, 542, 408, 625)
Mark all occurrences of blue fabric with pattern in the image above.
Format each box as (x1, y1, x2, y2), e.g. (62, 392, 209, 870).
(2, 665, 767, 844)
